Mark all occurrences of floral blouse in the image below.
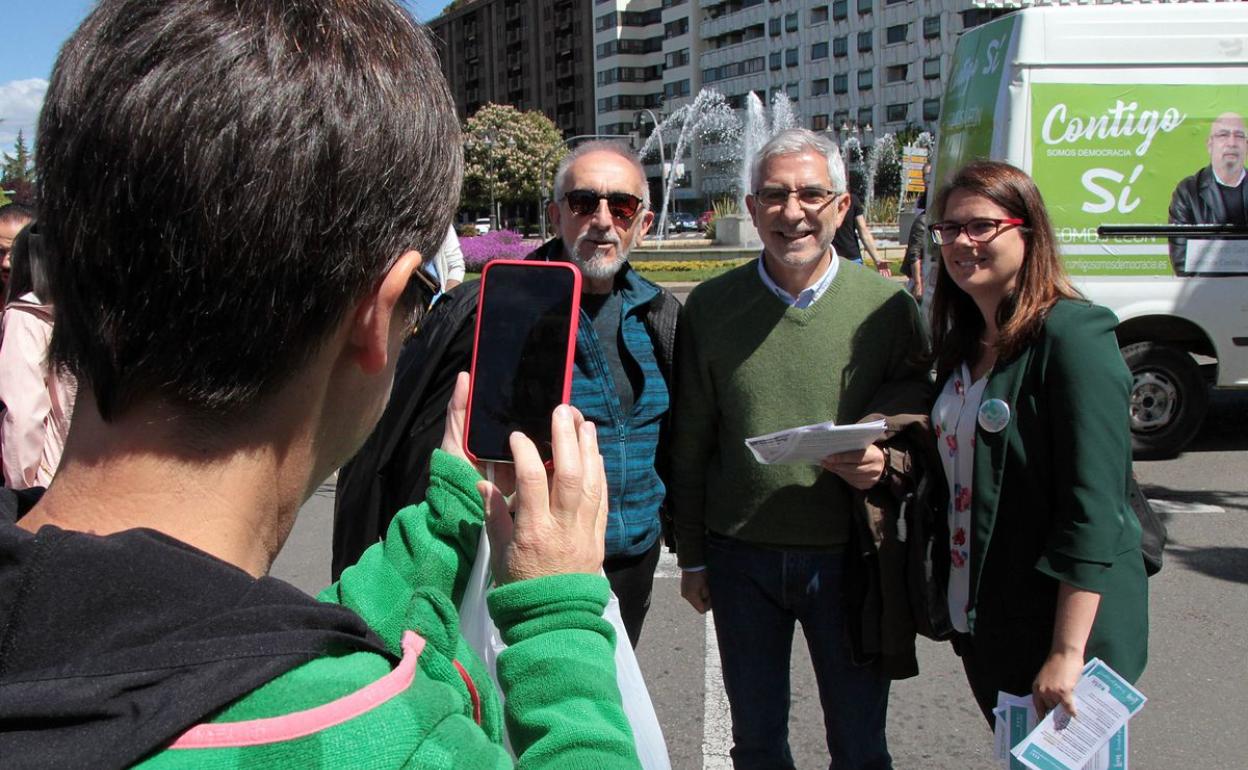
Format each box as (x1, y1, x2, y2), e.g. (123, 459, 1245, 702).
(932, 362, 989, 634)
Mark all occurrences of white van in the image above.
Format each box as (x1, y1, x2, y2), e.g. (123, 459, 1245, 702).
(929, 3, 1248, 458)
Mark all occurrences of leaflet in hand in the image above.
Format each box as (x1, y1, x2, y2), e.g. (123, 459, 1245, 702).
(744, 418, 887, 465)
(1010, 659, 1145, 770)
(994, 689, 1127, 770)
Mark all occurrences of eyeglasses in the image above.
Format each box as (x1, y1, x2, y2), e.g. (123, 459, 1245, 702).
(753, 186, 840, 209)
(929, 218, 1025, 245)
(563, 190, 644, 221)
(400, 263, 440, 326)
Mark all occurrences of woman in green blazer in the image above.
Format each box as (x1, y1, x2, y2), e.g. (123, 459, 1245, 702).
(926, 161, 1148, 726)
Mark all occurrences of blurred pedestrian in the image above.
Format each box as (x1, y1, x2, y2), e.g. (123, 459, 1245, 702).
(0, 204, 33, 302)
(0, 224, 76, 489)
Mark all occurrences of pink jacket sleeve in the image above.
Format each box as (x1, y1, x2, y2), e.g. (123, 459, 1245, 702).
(0, 306, 56, 489)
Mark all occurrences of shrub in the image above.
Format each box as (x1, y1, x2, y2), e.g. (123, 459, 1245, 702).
(867, 196, 900, 226)
(456, 223, 480, 238)
(460, 229, 531, 271)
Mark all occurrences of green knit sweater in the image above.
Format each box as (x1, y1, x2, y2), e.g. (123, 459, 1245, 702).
(671, 259, 927, 567)
(137, 450, 638, 769)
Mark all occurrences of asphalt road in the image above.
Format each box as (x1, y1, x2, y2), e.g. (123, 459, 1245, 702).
(272, 384, 1248, 769)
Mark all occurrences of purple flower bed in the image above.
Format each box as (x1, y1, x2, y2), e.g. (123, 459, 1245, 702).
(461, 229, 533, 271)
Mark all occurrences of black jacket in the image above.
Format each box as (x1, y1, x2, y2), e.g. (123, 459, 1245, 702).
(0, 520, 387, 769)
(331, 240, 681, 579)
(1168, 165, 1248, 275)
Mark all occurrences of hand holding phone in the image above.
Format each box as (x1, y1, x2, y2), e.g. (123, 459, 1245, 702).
(477, 404, 608, 584)
(464, 260, 581, 463)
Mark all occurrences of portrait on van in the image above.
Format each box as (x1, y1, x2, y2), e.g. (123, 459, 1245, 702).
(1168, 112, 1248, 275)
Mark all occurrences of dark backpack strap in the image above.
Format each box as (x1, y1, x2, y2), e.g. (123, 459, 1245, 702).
(640, 288, 681, 550)
(1128, 471, 1166, 576)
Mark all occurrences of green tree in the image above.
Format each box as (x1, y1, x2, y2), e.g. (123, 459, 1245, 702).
(462, 104, 566, 212)
(2, 130, 35, 204)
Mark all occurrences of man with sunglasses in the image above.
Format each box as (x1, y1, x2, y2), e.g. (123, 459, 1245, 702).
(1169, 112, 1248, 275)
(334, 140, 680, 648)
(671, 128, 929, 769)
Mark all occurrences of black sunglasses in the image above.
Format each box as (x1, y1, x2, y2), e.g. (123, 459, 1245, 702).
(563, 189, 643, 221)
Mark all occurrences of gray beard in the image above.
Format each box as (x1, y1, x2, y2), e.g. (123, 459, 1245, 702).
(566, 235, 630, 280)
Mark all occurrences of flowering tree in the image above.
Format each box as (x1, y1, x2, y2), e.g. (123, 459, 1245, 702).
(462, 104, 566, 211)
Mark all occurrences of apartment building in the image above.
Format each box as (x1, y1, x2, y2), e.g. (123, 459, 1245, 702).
(695, 0, 1009, 137)
(430, 0, 1011, 206)
(428, 0, 595, 136)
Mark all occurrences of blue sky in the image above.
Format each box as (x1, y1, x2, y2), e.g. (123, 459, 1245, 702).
(0, 0, 447, 157)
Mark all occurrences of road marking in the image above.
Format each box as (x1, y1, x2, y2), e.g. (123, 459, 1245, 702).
(655, 550, 682, 578)
(702, 611, 732, 769)
(1148, 499, 1226, 515)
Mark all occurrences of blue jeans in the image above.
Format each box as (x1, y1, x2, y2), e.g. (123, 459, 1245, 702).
(705, 533, 892, 770)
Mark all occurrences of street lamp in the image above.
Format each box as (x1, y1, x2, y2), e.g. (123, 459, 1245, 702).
(636, 110, 667, 238)
(481, 132, 498, 231)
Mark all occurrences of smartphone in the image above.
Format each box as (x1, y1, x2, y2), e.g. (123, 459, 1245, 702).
(464, 260, 582, 463)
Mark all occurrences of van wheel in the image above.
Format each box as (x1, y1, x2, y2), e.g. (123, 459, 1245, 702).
(1122, 342, 1208, 460)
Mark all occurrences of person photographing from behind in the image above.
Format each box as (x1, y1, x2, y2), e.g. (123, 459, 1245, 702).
(0, 1, 638, 767)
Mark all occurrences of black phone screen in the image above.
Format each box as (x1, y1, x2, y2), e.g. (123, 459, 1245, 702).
(466, 262, 580, 462)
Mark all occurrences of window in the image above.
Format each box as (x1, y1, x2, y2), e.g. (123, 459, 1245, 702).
(769, 51, 782, 70)
(665, 17, 689, 38)
(886, 24, 908, 44)
(833, 36, 848, 57)
(858, 106, 873, 126)
(857, 31, 872, 52)
(664, 79, 691, 99)
(832, 0, 848, 21)
(833, 110, 849, 127)
(962, 8, 1010, 29)
(785, 47, 798, 66)
(857, 69, 873, 90)
(886, 103, 908, 122)
(812, 114, 830, 131)
(923, 97, 941, 121)
(769, 17, 781, 36)
(857, 0, 872, 13)
(665, 48, 690, 69)
(922, 56, 941, 79)
(833, 73, 848, 94)
(923, 15, 941, 39)
(812, 6, 829, 24)
(811, 41, 829, 60)
(812, 78, 830, 96)
(787, 81, 800, 100)
(785, 12, 799, 32)
(662, 0, 687, 7)
(703, 56, 766, 84)
(886, 64, 908, 83)
(595, 12, 616, 32)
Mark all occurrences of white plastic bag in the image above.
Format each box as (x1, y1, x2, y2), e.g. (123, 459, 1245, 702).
(457, 527, 671, 769)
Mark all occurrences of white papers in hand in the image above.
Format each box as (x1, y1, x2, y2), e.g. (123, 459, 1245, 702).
(744, 418, 887, 465)
(1011, 659, 1145, 770)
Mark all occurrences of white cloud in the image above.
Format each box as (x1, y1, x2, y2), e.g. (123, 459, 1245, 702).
(0, 78, 49, 157)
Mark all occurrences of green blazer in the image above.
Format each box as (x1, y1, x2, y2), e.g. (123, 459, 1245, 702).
(945, 299, 1148, 684)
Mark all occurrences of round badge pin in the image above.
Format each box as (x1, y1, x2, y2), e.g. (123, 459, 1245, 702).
(977, 398, 1011, 434)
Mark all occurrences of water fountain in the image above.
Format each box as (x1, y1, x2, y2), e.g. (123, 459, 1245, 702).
(862, 132, 898, 213)
(637, 89, 798, 247)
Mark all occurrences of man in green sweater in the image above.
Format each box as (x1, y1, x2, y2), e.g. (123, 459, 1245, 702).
(672, 128, 927, 769)
(0, 1, 638, 768)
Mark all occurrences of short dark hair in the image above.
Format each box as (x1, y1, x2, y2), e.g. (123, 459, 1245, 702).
(37, 0, 462, 421)
(0, 203, 34, 229)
